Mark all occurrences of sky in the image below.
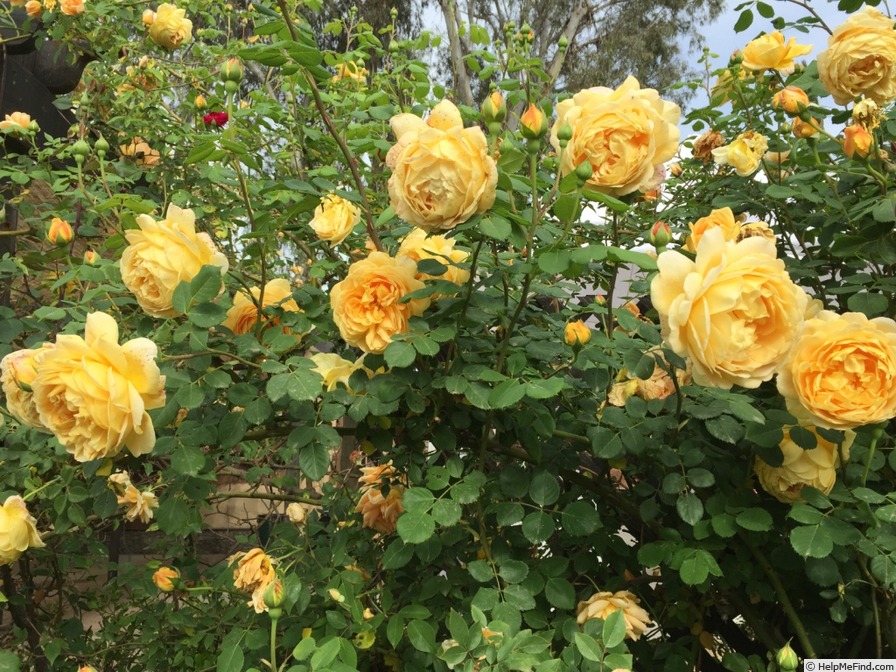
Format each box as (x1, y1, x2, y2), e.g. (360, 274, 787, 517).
(689, 0, 852, 112)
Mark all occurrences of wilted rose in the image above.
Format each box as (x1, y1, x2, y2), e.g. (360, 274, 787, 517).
(576, 590, 652, 641)
(712, 130, 768, 176)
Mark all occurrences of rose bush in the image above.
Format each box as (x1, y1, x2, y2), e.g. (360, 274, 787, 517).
(2, 0, 896, 669)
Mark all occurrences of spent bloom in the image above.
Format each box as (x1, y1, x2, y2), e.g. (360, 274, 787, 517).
(355, 462, 405, 534)
(576, 590, 652, 641)
(229, 548, 277, 613)
(712, 130, 768, 176)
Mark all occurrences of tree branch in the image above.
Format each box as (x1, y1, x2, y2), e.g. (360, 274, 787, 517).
(438, 0, 475, 106)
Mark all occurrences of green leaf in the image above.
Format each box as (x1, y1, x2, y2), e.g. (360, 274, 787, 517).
(678, 548, 721, 585)
(574, 632, 603, 662)
(790, 524, 834, 558)
(735, 508, 773, 532)
(402, 487, 435, 513)
(292, 636, 316, 661)
(789, 425, 817, 450)
(544, 577, 575, 609)
(397, 512, 436, 544)
(538, 250, 570, 274)
(480, 215, 511, 241)
(407, 619, 437, 654)
(170, 445, 206, 476)
(522, 511, 554, 543)
(603, 609, 627, 649)
(299, 443, 330, 481)
(529, 471, 560, 506)
(488, 379, 527, 409)
(386, 617, 404, 648)
(0, 651, 19, 672)
(468, 560, 493, 582)
(432, 499, 462, 526)
(561, 501, 599, 536)
(705, 415, 744, 444)
(677, 492, 703, 525)
(310, 637, 341, 669)
(156, 497, 191, 537)
(733, 8, 753, 32)
(503, 584, 536, 610)
(384, 341, 416, 368)
(498, 559, 529, 584)
(187, 301, 228, 328)
(382, 540, 415, 570)
(525, 378, 566, 399)
(216, 637, 244, 672)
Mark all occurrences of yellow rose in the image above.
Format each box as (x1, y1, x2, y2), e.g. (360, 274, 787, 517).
(741, 32, 812, 73)
(1, 344, 54, 430)
(771, 86, 810, 115)
(286, 502, 307, 525)
(309, 352, 372, 392)
(121, 204, 229, 318)
(24, 1, 41, 18)
(116, 483, 158, 523)
(755, 426, 854, 503)
(576, 590, 652, 641)
(355, 462, 405, 534)
(120, 137, 160, 167)
(330, 252, 429, 354)
(711, 130, 768, 176)
(223, 278, 302, 336)
(818, 7, 896, 105)
(564, 320, 591, 347)
(0, 495, 44, 565)
(148, 2, 192, 50)
(651, 228, 808, 389)
(31, 312, 166, 462)
(153, 566, 180, 592)
(60, 0, 84, 15)
(397, 228, 470, 286)
(685, 207, 741, 253)
(309, 193, 360, 246)
(550, 76, 680, 196)
(331, 61, 367, 83)
(387, 100, 497, 233)
(738, 220, 776, 243)
(777, 311, 896, 429)
(229, 548, 276, 613)
(0, 112, 31, 133)
(843, 124, 873, 158)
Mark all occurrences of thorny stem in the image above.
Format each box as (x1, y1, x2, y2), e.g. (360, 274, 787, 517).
(740, 531, 816, 658)
(276, 0, 383, 252)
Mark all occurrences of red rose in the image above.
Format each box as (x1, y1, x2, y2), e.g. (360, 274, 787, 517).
(202, 111, 229, 127)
